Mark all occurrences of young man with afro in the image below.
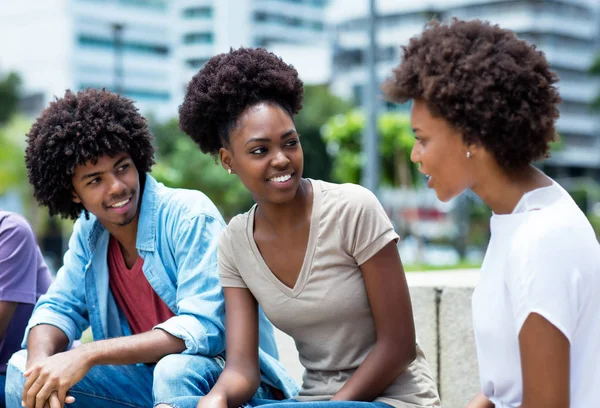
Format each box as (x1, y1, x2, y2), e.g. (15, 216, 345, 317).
(5, 89, 297, 408)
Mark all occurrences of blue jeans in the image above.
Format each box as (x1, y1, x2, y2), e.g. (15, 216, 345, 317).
(245, 399, 392, 408)
(5, 350, 235, 408)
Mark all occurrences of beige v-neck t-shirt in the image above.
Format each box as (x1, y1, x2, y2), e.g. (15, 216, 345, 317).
(219, 180, 440, 408)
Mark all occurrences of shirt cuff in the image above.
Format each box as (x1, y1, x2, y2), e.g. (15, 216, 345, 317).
(355, 229, 400, 266)
(23, 311, 78, 349)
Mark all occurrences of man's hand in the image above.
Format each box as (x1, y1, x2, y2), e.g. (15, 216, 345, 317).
(22, 348, 91, 408)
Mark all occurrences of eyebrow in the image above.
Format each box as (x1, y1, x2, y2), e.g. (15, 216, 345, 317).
(244, 129, 297, 147)
(80, 156, 128, 181)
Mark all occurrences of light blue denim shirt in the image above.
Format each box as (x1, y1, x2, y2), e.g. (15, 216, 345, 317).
(23, 174, 299, 398)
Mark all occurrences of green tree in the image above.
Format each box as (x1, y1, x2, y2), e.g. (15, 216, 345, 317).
(149, 119, 253, 220)
(0, 116, 30, 196)
(0, 72, 22, 126)
(322, 110, 417, 187)
(295, 85, 351, 181)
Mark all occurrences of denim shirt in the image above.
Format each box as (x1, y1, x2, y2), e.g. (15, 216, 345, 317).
(23, 174, 299, 398)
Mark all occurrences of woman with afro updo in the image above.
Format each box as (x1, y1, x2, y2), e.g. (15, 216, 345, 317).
(175, 48, 441, 408)
(383, 19, 600, 408)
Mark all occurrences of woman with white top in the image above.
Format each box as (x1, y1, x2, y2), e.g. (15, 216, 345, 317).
(382, 18, 600, 408)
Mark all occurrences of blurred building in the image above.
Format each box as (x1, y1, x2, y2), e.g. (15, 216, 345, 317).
(173, 0, 331, 107)
(329, 0, 600, 178)
(0, 0, 176, 118)
(0, 0, 330, 120)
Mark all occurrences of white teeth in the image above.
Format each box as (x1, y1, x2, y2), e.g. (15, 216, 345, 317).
(111, 199, 129, 208)
(269, 174, 291, 183)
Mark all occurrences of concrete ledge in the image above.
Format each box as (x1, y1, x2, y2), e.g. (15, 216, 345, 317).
(439, 287, 480, 408)
(408, 286, 438, 383)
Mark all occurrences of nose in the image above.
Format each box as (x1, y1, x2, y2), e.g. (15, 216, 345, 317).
(410, 143, 420, 164)
(271, 150, 290, 169)
(107, 174, 127, 196)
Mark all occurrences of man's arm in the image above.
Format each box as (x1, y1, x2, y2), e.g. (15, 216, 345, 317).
(0, 301, 18, 339)
(154, 212, 227, 356)
(70, 328, 185, 366)
(25, 324, 70, 368)
(22, 219, 92, 350)
(23, 328, 185, 408)
(20, 219, 92, 408)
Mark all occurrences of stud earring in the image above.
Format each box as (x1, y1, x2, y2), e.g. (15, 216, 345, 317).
(227, 168, 232, 175)
(466, 151, 471, 159)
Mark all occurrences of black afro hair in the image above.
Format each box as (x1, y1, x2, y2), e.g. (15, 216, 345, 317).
(179, 47, 304, 155)
(382, 19, 561, 170)
(25, 88, 155, 220)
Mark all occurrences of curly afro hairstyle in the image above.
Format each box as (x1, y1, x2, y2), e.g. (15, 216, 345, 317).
(382, 19, 561, 170)
(179, 47, 304, 155)
(25, 88, 155, 220)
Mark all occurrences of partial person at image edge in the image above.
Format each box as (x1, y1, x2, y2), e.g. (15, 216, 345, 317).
(0, 210, 52, 408)
(383, 18, 600, 408)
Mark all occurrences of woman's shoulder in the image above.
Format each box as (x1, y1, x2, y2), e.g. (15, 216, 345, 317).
(220, 205, 256, 246)
(314, 179, 380, 211)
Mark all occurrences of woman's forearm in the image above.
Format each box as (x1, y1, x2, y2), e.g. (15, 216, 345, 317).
(332, 339, 416, 401)
(206, 364, 262, 408)
(466, 392, 494, 408)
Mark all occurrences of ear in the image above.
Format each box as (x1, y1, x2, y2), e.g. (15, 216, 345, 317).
(468, 142, 482, 157)
(71, 191, 82, 204)
(463, 138, 483, 158)
(219, 147, 233, 174)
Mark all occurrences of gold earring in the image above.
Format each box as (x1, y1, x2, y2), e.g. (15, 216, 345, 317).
(227, 168, 232, 175)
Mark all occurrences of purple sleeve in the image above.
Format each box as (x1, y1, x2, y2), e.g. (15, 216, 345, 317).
(0, 213, 41, 304)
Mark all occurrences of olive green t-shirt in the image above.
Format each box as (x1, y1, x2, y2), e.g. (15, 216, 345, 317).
(219, 180, 440, 408)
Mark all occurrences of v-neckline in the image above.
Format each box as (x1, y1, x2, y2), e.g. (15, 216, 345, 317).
(246, 179, 321, 298)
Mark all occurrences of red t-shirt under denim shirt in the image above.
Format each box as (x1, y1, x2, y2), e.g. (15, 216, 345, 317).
(108, 236, 174, 335)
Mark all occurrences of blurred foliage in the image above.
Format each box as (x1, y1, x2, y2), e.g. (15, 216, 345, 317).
(567, 181, 600, 240)
(588, 214, 600, 241)
(0, 71, 21, 126)
(0, 115, 67, 247)
(322, 110, 418, 187)
(295, 85, 351, 181)
(549, 135, 564, 152)
(467, 201, 492, 248)
(149, 118, 254, 220)
(0, 116, 30, 197)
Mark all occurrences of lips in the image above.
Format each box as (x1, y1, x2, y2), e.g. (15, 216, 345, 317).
(268, 173, 293, 183)
(109, 198, 130, 208)
(418, 170, 432, 188)
(105, 191, 135, 213)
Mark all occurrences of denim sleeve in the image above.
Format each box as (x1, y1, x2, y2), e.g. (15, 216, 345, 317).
(22, 219, 91, 349)
(154, 214, 226, 356)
